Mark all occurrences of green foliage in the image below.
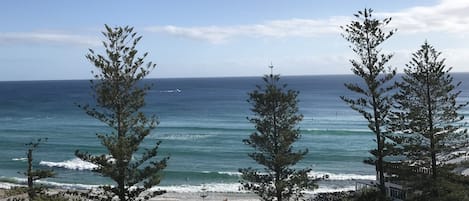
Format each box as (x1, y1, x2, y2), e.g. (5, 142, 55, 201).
(340, 8, 396, 196)
(353, 189, 391, 201)
(404, 170, 469, 201)
(75, 25, 169, 201)
(310, 191, 355, 201)
(23, 138, 55, 200)
(30, 193, 71, 201)
(389, 41, 468, 198)
(4, 187, 28, 197)
(239, 73, 318, 201)
(3, 190, 84, 201)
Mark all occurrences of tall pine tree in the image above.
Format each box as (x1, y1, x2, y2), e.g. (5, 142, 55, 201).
(340, 8, 396, 197)
(23, 138, 55, 200)
(390, 41, 468, 199)
(76, 25, 169, 201)
(239, 67, 317, 201)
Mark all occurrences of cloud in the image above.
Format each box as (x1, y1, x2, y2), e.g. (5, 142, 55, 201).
(145, 17, 348, 44)
(0, 32, 100, 46)
(146, 0, 469, 43)
(379, 0, 469, 34)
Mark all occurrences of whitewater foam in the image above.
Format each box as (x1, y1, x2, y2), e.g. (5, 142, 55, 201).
(200, 171, 242, 176)
(37, 180, 99, 190)
(0, 176, 357, 194)
(311, 185, 356, 194)
(153, 183, 355, 194)
(0, 182, 22, 189)
(310, 171, 375, 181)
(217, 171, 242, 176)
(159, 133, 214, 141)
(151, 183, 245, 193)
(209, 171, 375, 181)
(39, 158, 98, 171)
(0, 176, 98, 190)
(11, 157, 27, 161)
(159, 89, 182, 93)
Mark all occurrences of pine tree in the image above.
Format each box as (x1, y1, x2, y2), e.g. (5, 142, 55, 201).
(239, 69, 317, 201)
(76, 25, 169, 201)
(390, 41, 468, 199)
(23, 138, 55, 200)
(340, 8, 396, 197)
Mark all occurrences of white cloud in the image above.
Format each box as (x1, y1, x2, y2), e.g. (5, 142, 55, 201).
(0, 32, 100, 46)
(441, 47, 469, 72)
(146, 0, 469, 43)
(379, 0, 469, 34)
(145, 17, 348, 44)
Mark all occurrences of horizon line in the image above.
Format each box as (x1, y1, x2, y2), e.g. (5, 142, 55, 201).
(1, 71, 469, 82)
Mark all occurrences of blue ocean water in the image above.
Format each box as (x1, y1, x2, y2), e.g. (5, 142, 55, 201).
(0, 74, 468, 193)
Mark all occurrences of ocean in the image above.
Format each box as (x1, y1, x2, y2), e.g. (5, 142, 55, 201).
(0, 74, 468, 194)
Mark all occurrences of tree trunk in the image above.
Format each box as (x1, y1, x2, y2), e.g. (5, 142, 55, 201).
(372, 94, 386, 198)
(27, 149, 35, 199)
(118, 163, 126, 201)
(117, 148, 126, 201)
(426, 72, 437, 179)
(376, 132, 386, 197)
(430, 146, 437, 178)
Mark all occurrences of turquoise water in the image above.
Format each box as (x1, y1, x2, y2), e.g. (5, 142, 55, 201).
(0, 74, 467, 193)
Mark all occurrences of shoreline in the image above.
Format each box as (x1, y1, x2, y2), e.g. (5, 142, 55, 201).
(151, 192, 259, 201)
(0, 181, 356, 201)
(0, 177, 359, 193)
(0, 183, 260, 201)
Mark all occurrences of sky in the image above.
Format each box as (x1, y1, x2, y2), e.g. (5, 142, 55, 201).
(1, 0, 468, 81)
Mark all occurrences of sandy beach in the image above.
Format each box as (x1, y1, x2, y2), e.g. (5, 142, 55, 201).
(150, 192, 259, 201)
(0, 191, 260, 201)
(0, 183, 261, 201)
(2, 183, 352, 201)
(0, 180, 365, 201)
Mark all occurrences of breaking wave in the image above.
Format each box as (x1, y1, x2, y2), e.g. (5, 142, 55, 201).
(11, 158, 27, 162)
(39, 158, 98, 171)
